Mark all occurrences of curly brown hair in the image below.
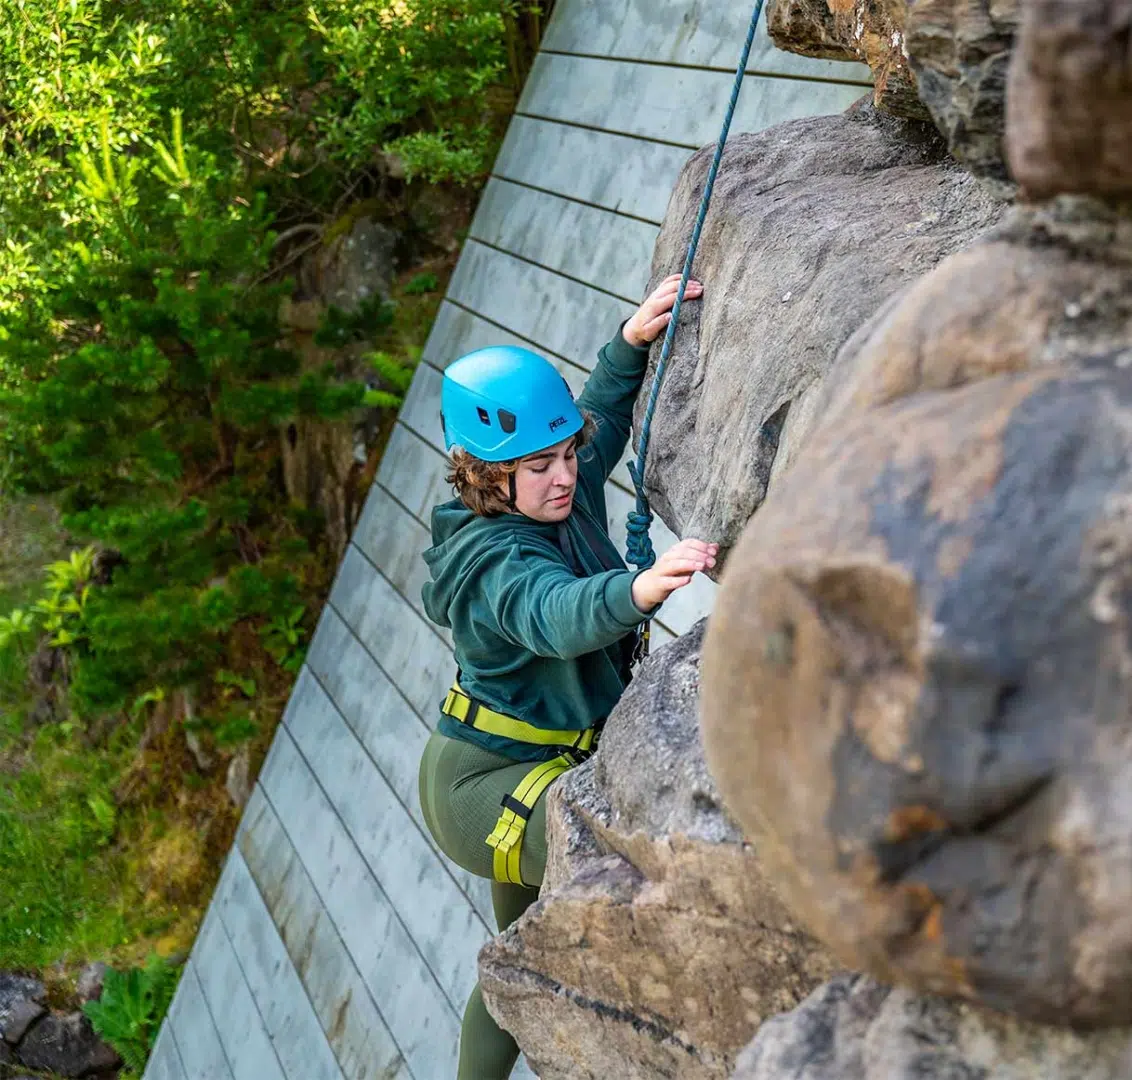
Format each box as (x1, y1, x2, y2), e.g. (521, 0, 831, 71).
(446, 412, 597, 517)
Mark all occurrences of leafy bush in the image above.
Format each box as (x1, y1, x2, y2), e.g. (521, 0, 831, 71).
(83, 955, 181, 1073)
(0, 0, 547, 716)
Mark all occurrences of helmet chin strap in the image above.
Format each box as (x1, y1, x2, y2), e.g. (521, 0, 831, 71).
(507, 471, 518, 512)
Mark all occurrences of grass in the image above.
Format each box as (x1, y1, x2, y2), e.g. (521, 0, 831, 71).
(0, 495, 231, 980)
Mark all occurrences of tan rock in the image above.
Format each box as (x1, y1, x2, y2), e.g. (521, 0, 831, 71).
(700, 198, 1132, 1027)
(480, 625, 838, 1079)
(768, 0, 922, 117)
(637, 103, 1001, 560)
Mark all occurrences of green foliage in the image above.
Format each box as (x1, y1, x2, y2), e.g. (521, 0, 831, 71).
(0, 607, 37, 656)
(363, 346, 419, 409)
(83, 955, 181, 1072)
(0, 0, 550, 997)
(260, 605, 308, 675)
(33, 548, 96, 648)
(307, 0, 533, 182)
(404, 271, 440, 295)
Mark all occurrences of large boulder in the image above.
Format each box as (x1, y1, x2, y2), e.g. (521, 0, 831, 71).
(0, 975, 45, 1034)
(15, 1013, 121, 1077)
(636, 103, 1001, 559)
(732, 974, 1132, 1079)
(1006, 0, 1132, 200)
(479, 624, 838, 1080)
(700, 196, 1132, 1027)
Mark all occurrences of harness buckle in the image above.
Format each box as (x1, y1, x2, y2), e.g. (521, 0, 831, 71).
(463, 697, 481, 729)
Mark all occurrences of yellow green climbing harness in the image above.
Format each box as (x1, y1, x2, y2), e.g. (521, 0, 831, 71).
(441, 680, 597, 886)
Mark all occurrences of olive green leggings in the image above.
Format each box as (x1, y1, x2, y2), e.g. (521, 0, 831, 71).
(418, 731, 552, 1080)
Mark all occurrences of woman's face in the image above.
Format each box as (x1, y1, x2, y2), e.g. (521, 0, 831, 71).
(507, 436, 579, 522)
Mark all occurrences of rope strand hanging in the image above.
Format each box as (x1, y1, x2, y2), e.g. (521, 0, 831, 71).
(624, 0, 766, 573)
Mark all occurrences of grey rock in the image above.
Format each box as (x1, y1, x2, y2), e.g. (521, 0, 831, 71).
(16, 1012, 121, 1076)
(0, 975, 45, 1035)
(480, 625, 838, 1080)
(2, 998, 46, 1044)
(309, 216, 397, 314)
(637, 103, 1001, 563)
(226, 746, 252, 809)
(904, 0, 1020, 196)
(732, 974, 1132, 1079)
(700, 198, 1132, 1026)
(75, 962, 109, 1004)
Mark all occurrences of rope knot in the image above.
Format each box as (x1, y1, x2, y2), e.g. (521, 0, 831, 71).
(625, 461, 656, 570)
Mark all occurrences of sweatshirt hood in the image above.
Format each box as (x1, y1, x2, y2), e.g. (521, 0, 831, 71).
(421, 498, 552, 629)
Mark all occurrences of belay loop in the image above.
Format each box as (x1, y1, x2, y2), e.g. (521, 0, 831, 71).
(623, 0, 765, 593)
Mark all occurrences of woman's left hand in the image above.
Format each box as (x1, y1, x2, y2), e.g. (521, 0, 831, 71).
(622, 273, 704, 347)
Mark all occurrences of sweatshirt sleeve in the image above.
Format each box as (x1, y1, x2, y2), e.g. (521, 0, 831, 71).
(483, 542, 649, 659)
(576, 325, 651, 483)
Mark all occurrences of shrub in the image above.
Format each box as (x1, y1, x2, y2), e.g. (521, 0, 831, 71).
(83, 955, 181, 1073)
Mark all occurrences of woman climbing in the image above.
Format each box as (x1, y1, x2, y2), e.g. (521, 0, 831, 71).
(418, 273, 718, 1079)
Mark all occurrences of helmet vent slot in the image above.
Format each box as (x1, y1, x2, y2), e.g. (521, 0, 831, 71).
(497, 409, 517, 434)
(476, 407, 491, 426)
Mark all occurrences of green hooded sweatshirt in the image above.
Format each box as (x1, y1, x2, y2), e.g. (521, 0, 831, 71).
(421, 329, 654, 762)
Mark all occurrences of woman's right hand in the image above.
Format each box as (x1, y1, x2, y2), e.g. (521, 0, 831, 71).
(631, 539, 718, 612)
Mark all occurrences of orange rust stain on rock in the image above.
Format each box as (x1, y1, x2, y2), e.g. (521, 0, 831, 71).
(885, 805, 948, 843)
(922, 903, 945, 943)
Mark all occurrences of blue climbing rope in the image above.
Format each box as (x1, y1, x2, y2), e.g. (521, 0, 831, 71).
(624, 0, 766, 572)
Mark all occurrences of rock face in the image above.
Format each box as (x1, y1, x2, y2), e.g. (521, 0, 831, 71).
(1006, 0, 1132, 200)
(479, 624, 838, 1080)
(303, 215, 397, 315)
(0, 970, 119, 1077)
(767, 0, 1020, 192)
(904, 0, 1020, 194)
(636, 103, 1001, 560)
(700, 197, 1132, 1027)
(767, 0, 922, 117)
(0, 975, 45, 1033)
(732, 974, 1132, 1079)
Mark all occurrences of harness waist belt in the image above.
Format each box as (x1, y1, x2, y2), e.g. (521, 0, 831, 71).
(441, 681, 595, 750)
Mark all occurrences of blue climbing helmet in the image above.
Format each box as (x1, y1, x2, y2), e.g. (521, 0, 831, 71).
(440, 345, 584, 462)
